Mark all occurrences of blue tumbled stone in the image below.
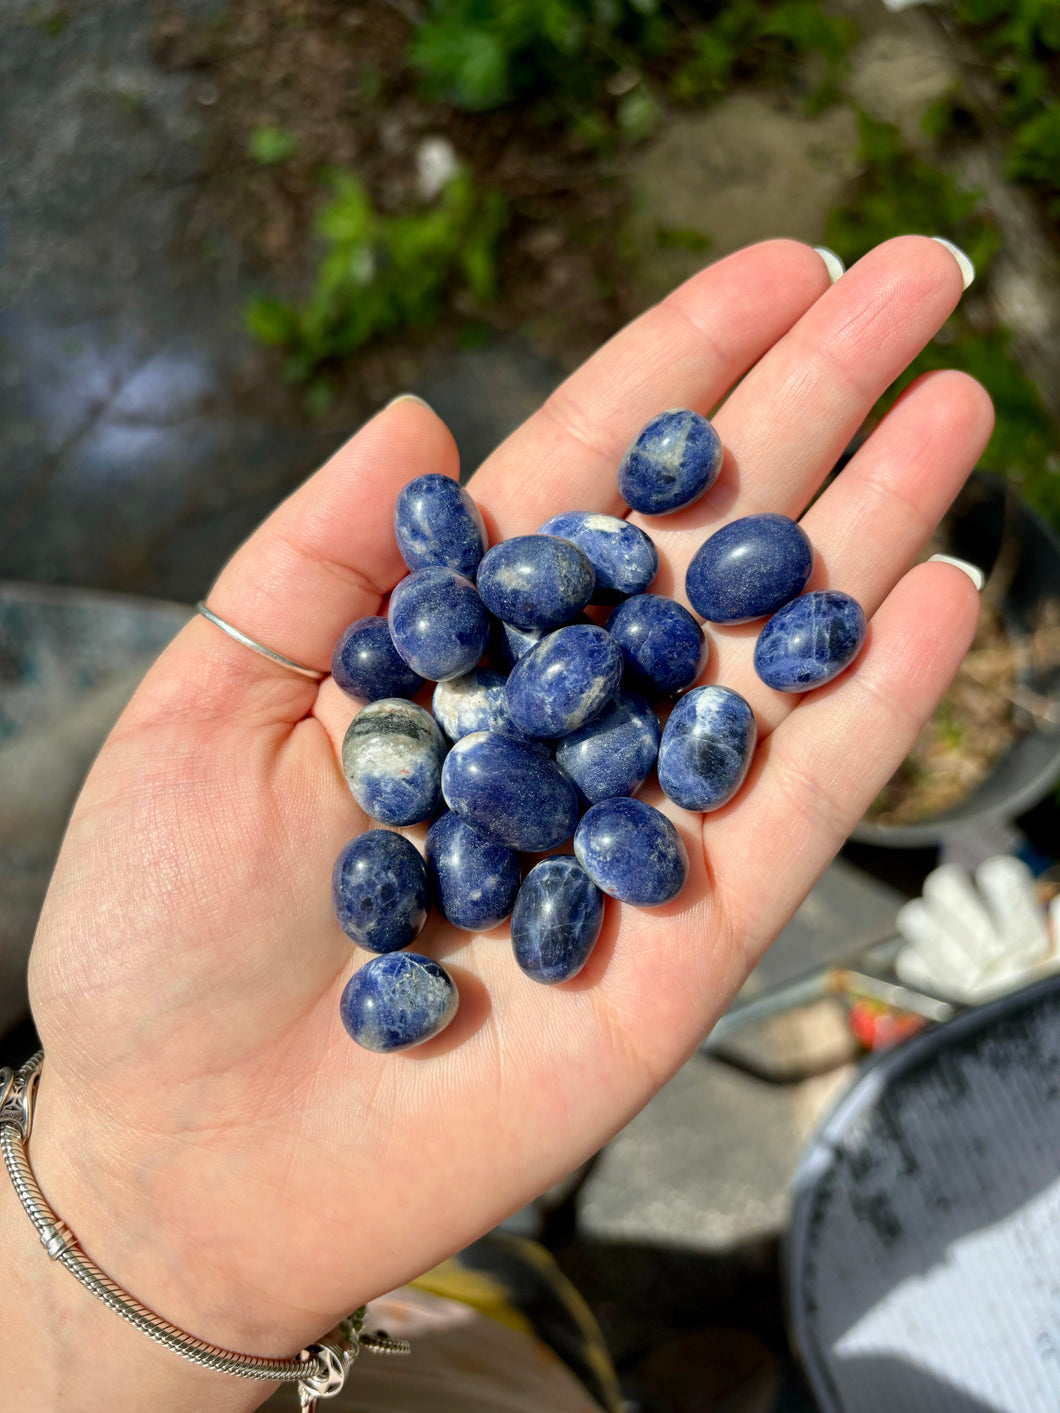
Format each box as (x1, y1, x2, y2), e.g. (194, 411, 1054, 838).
(388, 566, 490, 682)
(754, 590, 867, 692)
(332, 830, 429, 953)
(433, 667, 549, 757)
(394, 473, 488, 579)
(538, 512, 659, 602)
(657, 686, 756, 812)
(342, 699, 447, 826)
(606, 594, 707, 696)
(505, 624, 623, 738)
(511, 857, 605, 985)
(340, 952, 458, 1052)
(618, 409, 723, 515)
(442, 731, 579, 852)
(554, 688, 660, 804)
(426, 810, 521, 931)
(332, 615, 424, 703)
(686, 513, 814, 624)
(574, 797, 688, 906)
(476, 535, 595, 630)
(488, 613, 591, 673)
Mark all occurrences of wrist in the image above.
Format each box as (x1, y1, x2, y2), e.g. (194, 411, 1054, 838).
(0, 1063, 327, 1413)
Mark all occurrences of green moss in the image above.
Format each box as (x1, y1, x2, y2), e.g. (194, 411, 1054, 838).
(248, 124, 300, 166)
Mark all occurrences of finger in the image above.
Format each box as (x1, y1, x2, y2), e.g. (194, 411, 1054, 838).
(692, 367, 993, 731)
(709, 560, 981, 972)
(127, 401, 459, 728)
(467, 240, 833, 536)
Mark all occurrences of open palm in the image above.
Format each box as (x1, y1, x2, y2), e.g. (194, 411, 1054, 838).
(25, 237, 990, 1399)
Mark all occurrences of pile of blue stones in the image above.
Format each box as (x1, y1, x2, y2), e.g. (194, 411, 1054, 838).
(334, 408, 867, 1053)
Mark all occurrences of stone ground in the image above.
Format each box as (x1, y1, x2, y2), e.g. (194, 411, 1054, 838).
(2, 2, 1055, 1408)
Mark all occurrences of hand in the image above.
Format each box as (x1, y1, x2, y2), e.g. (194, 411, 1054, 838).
(6, 237, 991, 1410)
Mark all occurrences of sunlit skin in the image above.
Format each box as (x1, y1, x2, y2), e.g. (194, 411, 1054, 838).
(0, 237, 992, 1412)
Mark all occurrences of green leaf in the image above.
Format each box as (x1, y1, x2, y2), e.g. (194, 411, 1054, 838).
(248, 124, 300, 166)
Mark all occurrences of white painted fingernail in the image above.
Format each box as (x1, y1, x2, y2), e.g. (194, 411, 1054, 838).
(385, 392, 433, 412)
(930, 237, 975, 291)
(814, 246, 845, 284)
(929, 553, 985, 590)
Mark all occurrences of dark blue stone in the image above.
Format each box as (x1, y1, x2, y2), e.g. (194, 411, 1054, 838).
(332, 615, 424, 703)
(475, 535, 595, 630)
(606, 594, 707, 696)
(617, 409, 723, 515)
(574, 797, 688, 906)
(685, 513, 814, 624)
(554, 689, 660, 804)
(538, 512, 659, 602)
(432, 667, 550, 757)
(488, 613, 591, 672)
(426, 810, 521, 931)
(657, 686, 756, 812)
(340, 952, 458, 1052)
(342, 699, 447, 826)
(332, 831, 429, 953)
(387, 566, 490, 682)
(511, 857, 605, 985)
(393, 473, 488, 579)
(441, 731, 579, 852)
(505, 624, 623, 738)
(754, 590, 867, 692)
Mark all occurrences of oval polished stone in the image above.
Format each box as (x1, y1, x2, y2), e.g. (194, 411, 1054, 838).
(686, 514, 814, 624)
(476, 535, 595, 630)
(618, 409, 723, 515)
(393, 473, 488, 578)
(488, 612, 591, 673)
(512, 857, 605, 985)
(332, 830, 429, 953)
(387, 566, 490, 682)
(754, 590, 867, 692)
(332, 615, 424, 703)
(340, 952, 458, 1052)
(658, 686, 756, 812)
(342, 699, 447, 826)
(538, 512, 659, 602)
(432, 667, 512, 743)
(574, 797, 688, 906)
(506, 624, 623, 738)
(606, 594, 707, 696)
(426, 810, 521, 931)
(441, 731, 579, 851)
(554, 688, 660, 804)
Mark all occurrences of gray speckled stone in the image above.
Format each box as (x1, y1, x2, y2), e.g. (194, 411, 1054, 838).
(342, 699, 447, 826)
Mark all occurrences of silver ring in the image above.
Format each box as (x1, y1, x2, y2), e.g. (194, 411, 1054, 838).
(196, 602, 327, 681)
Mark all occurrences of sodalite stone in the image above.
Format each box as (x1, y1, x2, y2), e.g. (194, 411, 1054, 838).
(432, 667, 511, 742)
(342, 699, 447, 826)
(511, 858, 605, 985)
(340, 952, 458, 1052)
(387, 566, 490, 682)
(618, 409, 723, 515)
(442, 731, 579, 852)
(394, 473, 488, 578)
(754, 589, 867, 692)
(606, 594, 707, 696)
(332, 831, 429, 953)
(505, 624, 623, 738)
(489, 613, 591, 672)
(657, 686, 756, 812)
(476, 535, 595, 630)
(426, 810, 520, 931)
(686, 514, 814, 624)
(538, 512, 659, 602)
(554, 689, 660, 804)
(332, 616, 423, 703)
(574, 797, 688, 907)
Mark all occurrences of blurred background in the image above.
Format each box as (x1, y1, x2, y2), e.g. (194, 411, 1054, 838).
(3, 1, 1060, 1409)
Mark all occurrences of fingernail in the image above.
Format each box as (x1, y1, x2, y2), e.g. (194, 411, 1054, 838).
(929, 553, 985, 591)
(814, 246, 845, 285)
(385, 392, 433, 412)
(930, 237, 975, 291)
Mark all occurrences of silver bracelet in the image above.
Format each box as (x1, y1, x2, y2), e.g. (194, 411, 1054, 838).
(0, 1053, 410, 1411)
